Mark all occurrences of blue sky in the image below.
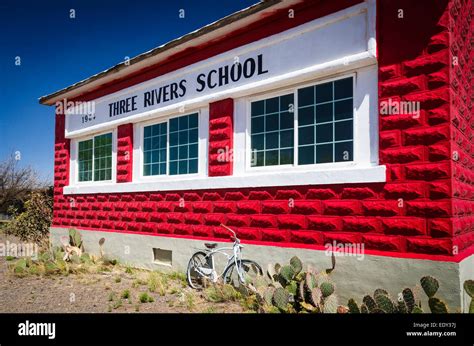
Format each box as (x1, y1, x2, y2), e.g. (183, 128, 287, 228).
(0, 0, 256, 183)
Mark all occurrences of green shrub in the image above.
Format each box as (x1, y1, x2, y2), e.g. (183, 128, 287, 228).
(6, 192, 52, 242)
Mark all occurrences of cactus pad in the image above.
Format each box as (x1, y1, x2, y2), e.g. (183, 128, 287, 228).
(273, 287, 290, 311)
(420, 276, 439, 298)
(320, 282, 335, 297)
(375, 294, 396, 313)
(322, 294, 339, 313)
(428, 297, 448, 313)
(347, 298, 360, 313)
(362, 295, 377, 312)
(463, 280, 474, 298)
(289, 256, 303, 275)
(402, 288, 415, 313)
(279, 265, 295, 284)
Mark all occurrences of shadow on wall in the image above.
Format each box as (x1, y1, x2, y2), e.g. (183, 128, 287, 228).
(377, 0, 449, 66)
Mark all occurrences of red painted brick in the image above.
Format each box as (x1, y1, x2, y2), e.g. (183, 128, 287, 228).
(174, 225, 193, 235)
(204, 214, 226, 226)
(428, 144, 450, 161)
(236, 201, 261, 214)
(135, 212, 149, 222)
(275, 189, 303, 200)
(362, 234, 406, 252)
(382, 218, 426, 236)
(323, 201, 361, 216)
(324, 232, 361, 245)
(261, 229, 290, 243)
(343, 217, 382, 233)
(141, 223, 157, 233)
(156, 202, 174, 212)
(384, 183, 426, 200)
(250, 215, 277, 228)
(428, 219, 453, 238)
(165, 193, 181, 201)
(405, 163, 450, 180)
(213, 202, 236, 213)
(341, 187, 377, 199)
(248, 191, 273, 200)
(380, 76, 424, 97)
(381, 146, 425, 164)
(156, 223, 174, 234)
(306, 188, 338, 199)
(226, 214, 250, 227)
(236, 227, 261, 241)
(429, 181, 451, 199)
(127, 202, 140, 212)
(142, 202, 155, 212)
(406, 201, 451, 217)
(167, 213, 184, 224)
(184, 213, 203, 225)
(202, 192, 222, 201)
(406, 238, 452, 255)
(404, 126, 449, 145)
(290, 231, 324, 245)
(192, 202, 213, 213)
(362, 201, 400, 216)
(380, 130, 401, 148)
(307, 216, 342, 231)
(291, 201, 322, 215)
(262, 201, 290, 214)
(277, 215, 306, 230)
(150, 193, 164, 201)
(183, 192, 201, 201)
(224, 192, 246, 201)
(150, 212, 166, 223)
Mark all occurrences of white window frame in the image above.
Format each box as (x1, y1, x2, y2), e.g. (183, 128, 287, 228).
(70, 129, 117, 185)
(133, 109, 209, 182)
(245, 73, 358, 173)
(133, 108, 208, 183)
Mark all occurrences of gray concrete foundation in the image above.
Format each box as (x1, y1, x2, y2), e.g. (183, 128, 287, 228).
(50, 227, 473, 312)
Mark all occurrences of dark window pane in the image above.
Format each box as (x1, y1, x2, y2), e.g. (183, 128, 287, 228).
(179, 115, 188, 130)
(251, 134, 264, 151)
(189, 113, 198, 128)
(160, 163, 166, 174)
(298, 146, 314, 165)
(179, 130, 188, 145)
(316, 144, 333, 163)
(251, 151, 264, 167)
(316, 123, 333, 143)
(265, 97, 279, 113)
(251, 100, 264, 116)
(280, 94, 294, 112)
(298, 106, 314, 126)
(144, 126, 152, 137)
(179, 160, 188, 174)
(334, 77, 353, 100)
(335, 141, 353, 162)
(265, 150, 279, 166)
(251, 116, 264, 133)
(316, 82, 333, 103)
(335, 120, 353, 141)
(170, 132, 178, 146)
(160, 123, 167, 134)
(160, 135, 166, 147)
(280, 112, 293, 130)
(280, 130, 294, 148)
(189, 129, 198, 143)
(298, 126, 314, 145)
(265, 114, 279, 132)
(298, 86, 314, 107)
(334, 99, 353, 120)
(169, 161, 178, 175)
(280, 149, 293, 165)
(179, 145, 188, 159)
(189, 159, 198, 173)
(316, 103, 333, 123)
(151, 124, 161, 137)
(266, 132, 279, 150)
(170, 118, 179, 132)
(189, 144, 198, 158)
(151, 164, 160, 175)
(170, 146, 178, 160)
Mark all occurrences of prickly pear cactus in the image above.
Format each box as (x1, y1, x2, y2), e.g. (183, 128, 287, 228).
(286, 280, 298, 296)
(322, 294, 339, 313)
(375, 294, 396, 313)
(347, 298, 360, 313)
(360, 304, 369, 313)
(412, 305, 424, 313)
(374, 288, 389, 298)
(397, 300, 408, 313)
(320, 282, 335, 297)
(428, 297, 448, 313)
(263, 287, 275, 306)
(402, 288, 415, 313)
(267, 263, 277, 281)
(420, 276, 439, 298)
(279, 265, 295, 284)
(463, 280, 474, 313)
(362, 295, 377, 312)
(273, 287, 290, 311)
(289, 256, 303, 275)
(308, 287, 322, 307)
(69, 228, 82, 249)
(305, 272, 317, 291)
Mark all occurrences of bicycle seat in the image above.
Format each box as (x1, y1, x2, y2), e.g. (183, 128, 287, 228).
(204, 243, 218, 249)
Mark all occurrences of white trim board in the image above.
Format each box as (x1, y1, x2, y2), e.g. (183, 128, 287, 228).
(63, 164, 386, 194)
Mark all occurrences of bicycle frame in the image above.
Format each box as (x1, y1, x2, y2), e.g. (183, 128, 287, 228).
(194, 226, 246, 283)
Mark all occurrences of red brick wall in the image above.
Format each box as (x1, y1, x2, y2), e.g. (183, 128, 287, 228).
(449, 0, 474, 253)
(51, 0, 473, 258)
(117, 124, 134, 183)
(208, 98, 233, 176)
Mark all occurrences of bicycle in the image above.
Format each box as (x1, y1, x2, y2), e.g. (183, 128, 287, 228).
(186, 224, 263, 289)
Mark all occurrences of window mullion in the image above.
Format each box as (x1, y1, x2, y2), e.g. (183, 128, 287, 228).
(293, 90, 298, 167)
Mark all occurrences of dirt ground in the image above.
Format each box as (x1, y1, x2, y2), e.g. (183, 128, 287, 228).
(0, 231, 247, 313)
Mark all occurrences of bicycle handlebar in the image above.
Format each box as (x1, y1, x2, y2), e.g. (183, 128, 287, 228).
(220, 224, 238, 241)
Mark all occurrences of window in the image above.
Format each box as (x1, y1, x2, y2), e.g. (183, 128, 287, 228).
(250, 94, 294, 166)
(250, 76, 353, 168)
(78, 133, 112, 182)
(143, 113, 198, 177)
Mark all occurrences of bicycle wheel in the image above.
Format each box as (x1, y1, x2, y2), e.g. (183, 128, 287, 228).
(186, 251, 212, 289)
(223, 259, 263, 288)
